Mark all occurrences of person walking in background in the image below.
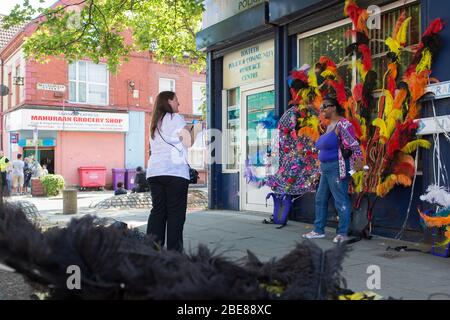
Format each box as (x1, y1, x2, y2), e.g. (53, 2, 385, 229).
(12, 154, 25, 195)
(303, 96, 363, 244)
(146, 91, 197, 252)
(114, 182, 128, 196)
(23, 157, 33, 194)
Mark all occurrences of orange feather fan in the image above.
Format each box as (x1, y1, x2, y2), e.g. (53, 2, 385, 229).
(345, 0, 369, 36)
(392, 11, 407, 40)
(376, 175, 398, 197)
(396, 174, 413, 187)
(298, 127, 320, 142)
(419, 212, 450, 228)
(393, 88, 408, 110)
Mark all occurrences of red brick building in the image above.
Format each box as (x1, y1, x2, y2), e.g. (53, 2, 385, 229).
(0, 10, 206, 188)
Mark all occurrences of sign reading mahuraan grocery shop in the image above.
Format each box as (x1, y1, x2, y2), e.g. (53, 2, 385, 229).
(223, 39, 274, 90)
(5, 109, 129, 132)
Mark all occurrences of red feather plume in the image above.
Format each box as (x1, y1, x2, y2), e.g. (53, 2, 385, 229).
(350, 118, 363, 140)
(386, 120, 419, 159)
(387, 77, 396, 96)
(319, 56, 337, 69)
(358, 44, 372, 72)
(393, 162, 416, 177)
(353, 83, 363, 102)
(328, 79, 347, 105)
(423, 18, 445, 37)
(291, 70, 309, 83)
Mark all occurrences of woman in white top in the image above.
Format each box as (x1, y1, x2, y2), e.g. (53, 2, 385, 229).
(146, 91, 195, 252)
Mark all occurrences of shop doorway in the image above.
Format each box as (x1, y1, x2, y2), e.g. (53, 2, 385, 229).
(23, 148, 55, 174)
(240, 82, 275, 213)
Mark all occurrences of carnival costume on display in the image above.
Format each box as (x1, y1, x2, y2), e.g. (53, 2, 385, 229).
(245, 66, 322, 228)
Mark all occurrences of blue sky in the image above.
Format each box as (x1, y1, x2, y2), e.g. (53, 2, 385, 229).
(0, 0, 56, 16)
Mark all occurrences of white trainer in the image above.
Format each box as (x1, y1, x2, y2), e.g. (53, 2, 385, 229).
(302, 231, 326, 239)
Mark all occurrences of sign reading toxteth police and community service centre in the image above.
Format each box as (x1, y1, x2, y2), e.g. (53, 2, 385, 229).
(223, 39, 274, 90)
(5, 109, 129, 132)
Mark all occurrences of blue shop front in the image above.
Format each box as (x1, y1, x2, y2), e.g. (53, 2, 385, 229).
(197, 0, 450, 241)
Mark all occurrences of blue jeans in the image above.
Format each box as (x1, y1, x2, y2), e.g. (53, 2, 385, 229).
(314, 160, 351, 236)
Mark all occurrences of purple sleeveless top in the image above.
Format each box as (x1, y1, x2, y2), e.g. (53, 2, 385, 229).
(315, 130, 339, 163)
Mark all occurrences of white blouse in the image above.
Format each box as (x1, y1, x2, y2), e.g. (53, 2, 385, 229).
(146, 113, 189, 180)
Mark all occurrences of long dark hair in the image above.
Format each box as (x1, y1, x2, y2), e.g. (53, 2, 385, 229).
(150, 91, 176, 139)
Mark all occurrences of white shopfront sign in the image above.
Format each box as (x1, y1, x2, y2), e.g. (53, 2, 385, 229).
(417, 115, 450, 135)
(223, 39, 274, 90)
(426, 81, 450, 100)
(5, 109, 129, 132)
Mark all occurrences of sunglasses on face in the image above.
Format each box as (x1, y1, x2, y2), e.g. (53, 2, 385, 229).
(320, 104, 335, 111)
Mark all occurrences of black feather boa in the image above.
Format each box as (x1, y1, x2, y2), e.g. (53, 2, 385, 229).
(0, 202, 351, 300)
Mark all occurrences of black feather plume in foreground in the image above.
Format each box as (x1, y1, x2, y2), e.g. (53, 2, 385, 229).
(0, 202, 351, 300)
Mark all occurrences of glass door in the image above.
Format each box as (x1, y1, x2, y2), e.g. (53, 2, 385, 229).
(241, 85, 275, 212)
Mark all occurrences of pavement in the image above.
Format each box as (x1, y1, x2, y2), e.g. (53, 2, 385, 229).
(2, 190, 450, 300)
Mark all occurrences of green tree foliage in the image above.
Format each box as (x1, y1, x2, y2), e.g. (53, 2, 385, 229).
(3, 0, 205, 73)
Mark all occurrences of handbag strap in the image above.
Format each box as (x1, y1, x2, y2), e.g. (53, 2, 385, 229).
(156, 126, 191, 168)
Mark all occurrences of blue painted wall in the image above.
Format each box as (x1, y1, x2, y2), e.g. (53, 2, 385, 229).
(125, 111, 146, 169)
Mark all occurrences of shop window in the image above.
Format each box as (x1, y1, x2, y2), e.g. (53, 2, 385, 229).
(298, 1, 423, 172)
(299, 22, 353, 87)
(7, 72, 12, 109)
(15, 65, 21, 106)
(369, 3, 420, 89)
(298, 1, 420, 90)
(223, 88, 240, 172)
(159, 78, 175, 93)
(192, 82, 206, 115)
(69, 61, 108, 105)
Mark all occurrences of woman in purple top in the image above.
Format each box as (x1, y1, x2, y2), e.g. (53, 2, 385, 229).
(303, 96, 363, 244)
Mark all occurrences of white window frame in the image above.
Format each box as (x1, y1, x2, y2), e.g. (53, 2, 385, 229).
(68, 61, 109, 106)
(159, 77, 176, 93)
(221, 88, 240, 173)
(297, 0, 418, 70)
(192, 82, 206, 115)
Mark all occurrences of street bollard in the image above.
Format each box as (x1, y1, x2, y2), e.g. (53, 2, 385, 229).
(63, 189, 78, 215)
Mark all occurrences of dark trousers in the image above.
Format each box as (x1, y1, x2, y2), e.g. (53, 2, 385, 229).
(147, 176, 189, 252)
(0, 172, 7, 196)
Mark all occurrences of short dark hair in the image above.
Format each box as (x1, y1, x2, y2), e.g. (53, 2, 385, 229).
(136, 166, 143, 172)
(17, 154, 22, 159)
(117, 182, 124, 188)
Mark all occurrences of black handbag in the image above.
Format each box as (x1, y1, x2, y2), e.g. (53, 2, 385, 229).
(157, 127, 198, 184)
(189, 167, 199, 184)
